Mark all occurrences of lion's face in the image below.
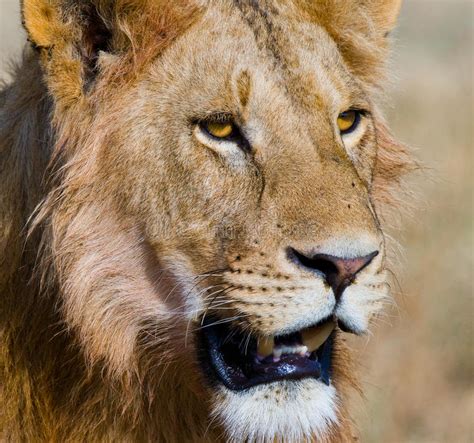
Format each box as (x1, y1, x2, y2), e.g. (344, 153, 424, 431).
(89, 5, 387, 440)
(20, 0, 404, 440)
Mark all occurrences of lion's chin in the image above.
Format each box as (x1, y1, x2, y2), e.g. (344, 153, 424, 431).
(211, 379, 338, 442)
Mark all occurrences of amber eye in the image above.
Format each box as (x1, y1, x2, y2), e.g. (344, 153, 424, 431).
(337, 110, 361, 134)
(204, 121, 235, 139)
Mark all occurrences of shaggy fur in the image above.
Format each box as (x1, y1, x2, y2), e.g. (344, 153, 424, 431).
(1, 0, 413, 441)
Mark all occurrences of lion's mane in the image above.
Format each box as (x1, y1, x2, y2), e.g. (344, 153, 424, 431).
(0, 1, 414, 441)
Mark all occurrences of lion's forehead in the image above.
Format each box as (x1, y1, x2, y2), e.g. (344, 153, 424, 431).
(152, 1, 356, 112)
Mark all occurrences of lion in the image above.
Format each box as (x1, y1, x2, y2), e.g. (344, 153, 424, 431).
(0, 0, 414, 441)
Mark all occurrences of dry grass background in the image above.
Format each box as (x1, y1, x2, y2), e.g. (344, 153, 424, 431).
(0, 1, 472, 442)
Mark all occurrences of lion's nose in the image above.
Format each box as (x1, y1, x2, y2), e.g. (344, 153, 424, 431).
(289, 248, 379, 298)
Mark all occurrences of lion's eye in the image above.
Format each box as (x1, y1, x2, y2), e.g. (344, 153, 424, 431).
(196, 116, 251, 154)
(337, 110, 361, 135)
(204, 121, 235, 139)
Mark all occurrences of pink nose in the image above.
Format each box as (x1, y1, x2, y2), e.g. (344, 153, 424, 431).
(289, 249, 379, 298)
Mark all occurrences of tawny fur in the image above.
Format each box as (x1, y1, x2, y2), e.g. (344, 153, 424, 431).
(1, 1, 414, 441)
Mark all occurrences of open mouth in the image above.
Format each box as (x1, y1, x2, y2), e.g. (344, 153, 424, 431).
(199, 317, 336, 391)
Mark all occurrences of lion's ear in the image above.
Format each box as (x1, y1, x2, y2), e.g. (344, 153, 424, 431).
(22, 0, 64, 49)
(21, 0, 197, 104)
(22, 0, 111, 60)
(366, 0, 403, 36)
(22, 0, 116, 102)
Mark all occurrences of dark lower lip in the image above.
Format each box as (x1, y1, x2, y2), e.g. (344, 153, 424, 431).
(198, 318, 334, 391)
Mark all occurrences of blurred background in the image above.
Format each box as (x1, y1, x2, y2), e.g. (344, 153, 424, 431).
(1, 1, 472, 442)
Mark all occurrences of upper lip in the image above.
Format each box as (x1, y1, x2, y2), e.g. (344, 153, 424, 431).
(198, 316, 337, 391)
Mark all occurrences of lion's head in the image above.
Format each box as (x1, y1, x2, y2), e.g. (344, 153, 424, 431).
(0, 0, 413, 441)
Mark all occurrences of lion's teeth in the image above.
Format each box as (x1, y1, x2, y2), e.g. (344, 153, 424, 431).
(257, 336, 274, 358)
(271, 344, 308, 362)
(301, 321, 335, 353)
(273, 348, 282, 362)
(257, 322, 334, 363)
(298, 346, 309, 357)
(276, 345, 308, 355)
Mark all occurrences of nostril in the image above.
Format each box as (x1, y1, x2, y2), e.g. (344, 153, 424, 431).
(288, 248, 379, 298)
(291, 250, 339, 279)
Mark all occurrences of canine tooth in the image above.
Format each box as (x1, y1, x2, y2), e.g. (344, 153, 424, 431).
(301, 321, 335, 353)
(257, 336, 274, 358)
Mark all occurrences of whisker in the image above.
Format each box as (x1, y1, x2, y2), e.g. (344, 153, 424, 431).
(185, 284, 230, 346)
(200, 286, 236, 326)
(244, 330, 253, 356)
(198, 315, 243, 330)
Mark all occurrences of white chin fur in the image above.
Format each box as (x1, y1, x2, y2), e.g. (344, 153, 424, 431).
(211, 379, 338, 443)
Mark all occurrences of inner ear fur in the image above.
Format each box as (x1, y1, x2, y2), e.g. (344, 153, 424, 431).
(22, 1, 110, 57)
(21, 0, 198, 99)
